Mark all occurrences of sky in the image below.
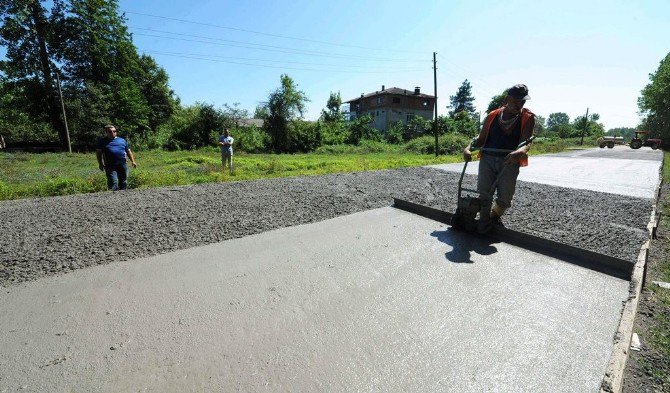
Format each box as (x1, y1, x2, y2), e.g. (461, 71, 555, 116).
(119, 0, 670, 130)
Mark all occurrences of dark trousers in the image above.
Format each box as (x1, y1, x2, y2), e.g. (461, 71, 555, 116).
(105, 162, 128, 191)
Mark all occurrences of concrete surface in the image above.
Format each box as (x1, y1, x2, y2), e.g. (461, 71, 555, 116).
(0, 207, 628, 392)
(426, 146, 663, 199)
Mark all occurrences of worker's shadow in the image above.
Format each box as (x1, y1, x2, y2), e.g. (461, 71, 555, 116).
(430, 228, 499, 263)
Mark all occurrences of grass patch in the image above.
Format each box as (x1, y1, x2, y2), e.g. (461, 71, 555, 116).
(636, 150, 670, 388)
(0, 138, 583, 201)
(0, 149, 459, 200)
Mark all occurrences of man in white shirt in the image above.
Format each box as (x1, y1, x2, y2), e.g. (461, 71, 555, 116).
(218, 128, 234, 174)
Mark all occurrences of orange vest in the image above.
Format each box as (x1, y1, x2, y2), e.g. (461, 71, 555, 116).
(478, 107, 534, 167)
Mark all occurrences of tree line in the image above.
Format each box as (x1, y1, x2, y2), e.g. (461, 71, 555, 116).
(3, 1, 659, 154)
(0, 0, 175, 149)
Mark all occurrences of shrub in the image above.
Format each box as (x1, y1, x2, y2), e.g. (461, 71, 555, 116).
(233, 125, 269, 153)
(287, 120, 320, 153)
(346, 115, 381, 144)
(385, 121, 404, 144)
(403, 133, 470, 155)
(313, 140, 400, 154)
(318, 121, 350, 146)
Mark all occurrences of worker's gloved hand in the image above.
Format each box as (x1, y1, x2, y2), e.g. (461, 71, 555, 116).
(463, 148, 472, 162)
(505, 149, 527, 164)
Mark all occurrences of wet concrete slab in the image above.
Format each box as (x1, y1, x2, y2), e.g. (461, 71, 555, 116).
(0, 207, 628, 392)
(427, 146, 663, 199)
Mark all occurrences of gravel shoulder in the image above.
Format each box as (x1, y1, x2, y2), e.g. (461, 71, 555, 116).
(0, 167, 652, 287)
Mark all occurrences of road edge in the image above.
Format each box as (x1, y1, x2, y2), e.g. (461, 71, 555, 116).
(600, 156, 664, 393)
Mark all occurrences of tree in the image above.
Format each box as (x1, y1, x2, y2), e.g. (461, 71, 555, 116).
(486, 92, 506, 113)
(61, 0, 174, 144)
(263, 74, 309, 153)
(0, 0, 68, 147)
(221, 102, 249, 128)
(449, 79, 476, 118)
(346, 114, 379, 144)
(534, 115, 546, 135)
(606, 127, 636, 140)
(448, 111, 479, 137)
(321, 91, 343, 122)
(404, 115, 430, 140)
(253, 104, 269, 119)
(573, 113, 604, 138)
(547, 112, 570, 132)
(639, 52, 670, 143)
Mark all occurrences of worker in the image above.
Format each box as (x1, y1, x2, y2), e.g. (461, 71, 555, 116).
(463, 84, 535, 234)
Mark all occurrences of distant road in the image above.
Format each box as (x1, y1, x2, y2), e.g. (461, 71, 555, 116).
(427, 146, 663, 199)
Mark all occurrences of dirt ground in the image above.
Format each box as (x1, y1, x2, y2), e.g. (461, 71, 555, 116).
(624, 182, 670, 392)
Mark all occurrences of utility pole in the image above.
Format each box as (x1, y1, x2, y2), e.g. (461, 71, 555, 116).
(433, 52, 438, 157)
(55, 70, 72, 153)
(579, 107, 589, 146)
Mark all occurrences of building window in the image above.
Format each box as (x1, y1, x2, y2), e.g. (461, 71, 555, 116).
(423, 100, 429, 107)
(377, 96, 383, 104)
(406, 113, 414, 121)
(392, 97, 401, 104)
(376, 111, 379, 116)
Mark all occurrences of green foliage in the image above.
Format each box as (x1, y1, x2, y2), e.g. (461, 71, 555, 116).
(317, 120, 350, 146)
(0, 149, 461, 200)
(346, 115, 381, 144)
(447, 111, 479, 137)
(606, 127, 636, 140)
(0, 0, 67, 146)
(321, 91, 343, 122)
(547, 112, 570, 132)
(221, 102, 250, 128)
(234, 125, 269, 153)
(314, 140, 401, 154)
(0, 0, 176, 148)
(639, 52, 670, 144)
(572, 113, 605, 138)
(287, 120, 320, 153)
(384, 121, 405, 144)
(264, 74, 310, 153)
(557, 123, 577, 138)
(486, 92, 506, 113)
(533, 115, 546, 136)
(403, 115, 431, 140)
(403, 133, 470, 155)
(449, 79, 476, 118)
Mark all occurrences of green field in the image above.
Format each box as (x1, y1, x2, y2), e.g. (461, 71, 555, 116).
(0, 149, 463, 200)
(0, 137, 589, 201)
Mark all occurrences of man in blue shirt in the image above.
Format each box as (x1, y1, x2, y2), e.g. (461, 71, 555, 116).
(96, 125, 137, 190)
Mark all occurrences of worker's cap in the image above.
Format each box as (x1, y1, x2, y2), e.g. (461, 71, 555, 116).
(507, 84, 530, 100)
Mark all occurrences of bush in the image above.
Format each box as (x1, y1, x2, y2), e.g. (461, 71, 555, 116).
(287, 120, 320, 153)
(318, 121, 350, 146)
(384, 121, 404, 144)
(234, 125, 269, 153)
(347, 115, 381, 144)
(313, 140, 400, 154)
(403, 133, 470, 155)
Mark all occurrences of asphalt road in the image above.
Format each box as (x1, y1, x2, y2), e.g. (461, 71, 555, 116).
(0, 146, 662, 392)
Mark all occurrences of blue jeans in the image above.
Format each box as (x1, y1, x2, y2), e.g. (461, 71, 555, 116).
(105, 162, 128, 191)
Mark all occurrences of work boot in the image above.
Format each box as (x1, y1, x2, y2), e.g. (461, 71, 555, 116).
(477, 216, 493, 234)
(490, 214, 504, 228)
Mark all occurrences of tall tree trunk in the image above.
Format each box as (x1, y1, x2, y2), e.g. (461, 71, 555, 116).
(29, 0, 67, 149)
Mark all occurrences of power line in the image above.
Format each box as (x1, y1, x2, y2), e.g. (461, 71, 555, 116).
(437, 53, 500, 96)
(144, 49, 425, 70)
(131, 28, 427, 63)
(148, 51, 426, 74)
(126, 11, 423, 54)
